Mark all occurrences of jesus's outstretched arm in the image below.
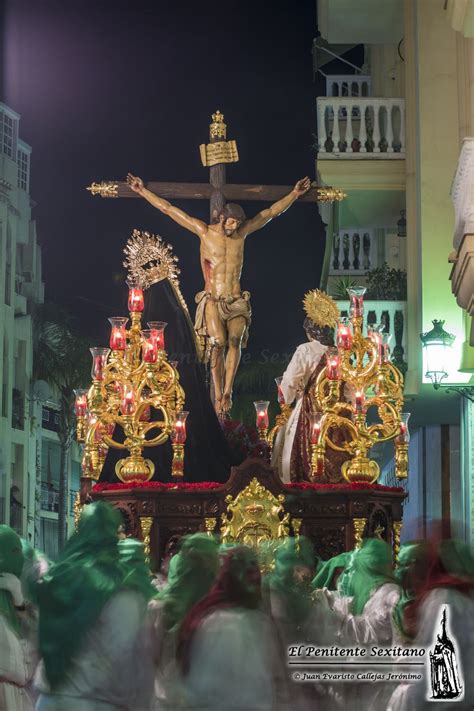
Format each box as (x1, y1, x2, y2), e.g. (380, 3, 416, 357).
(242, 177, 311, 236)
(127, 173, 207, 238)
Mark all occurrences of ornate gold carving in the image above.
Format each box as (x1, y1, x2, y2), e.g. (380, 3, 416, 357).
(315, 186, 347, 203)
(303, 289, 340, 328)
(76, 242, 186, 483)
(209, 110, 227, 139)
(86, 181, 119, 198)
(309, 298, 405, 484)
(342, 457, 380, 485)
(199, 140, 239, 167)
(123, 229, 181, 290)
(115, 456, 155, 483)
(140, 516, 153, 561)
(220, 477, 290, 547)
(395, 442, 409, 479)
(171, 443, 185, 478)
(204, 517, 217, 536)
(292, 518, 302, 537)
(268, 403, 293, 450)
(353, 517, 367, 549)
(73, 491, 83, 531)
(393, 520, 403, 563)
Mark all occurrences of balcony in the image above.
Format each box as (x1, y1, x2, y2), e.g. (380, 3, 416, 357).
(329, 229, 379, 276)
(40, 482, 78, 514)
(335, 299, 408, 373)
(317, 97, 405, 159)
(326, 75, 371, 98)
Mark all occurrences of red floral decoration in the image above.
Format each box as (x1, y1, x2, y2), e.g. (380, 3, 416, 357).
(286, 482, 404, 493)
(93, 481, 223, 492)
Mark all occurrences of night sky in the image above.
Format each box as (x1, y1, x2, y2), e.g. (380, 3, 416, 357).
(3, 0, 324, 357)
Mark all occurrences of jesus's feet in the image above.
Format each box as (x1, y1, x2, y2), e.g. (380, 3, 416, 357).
(214, 395, 222, 416)
(221, 392, 233, 415)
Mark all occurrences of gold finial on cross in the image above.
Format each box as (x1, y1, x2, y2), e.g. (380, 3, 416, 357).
(212, 110, 224, 123)
(210, 110, 227, 139)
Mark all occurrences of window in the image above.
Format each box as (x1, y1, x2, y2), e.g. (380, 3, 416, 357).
(0, 112, 17, 159)
(17, 150, 29, 191)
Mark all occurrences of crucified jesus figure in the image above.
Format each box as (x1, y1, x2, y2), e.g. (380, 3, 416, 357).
(127, 173, 311, 415)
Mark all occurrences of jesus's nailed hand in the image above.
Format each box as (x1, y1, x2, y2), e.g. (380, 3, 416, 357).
(293, 177, 311, 197)
(127, 173, 145, 194)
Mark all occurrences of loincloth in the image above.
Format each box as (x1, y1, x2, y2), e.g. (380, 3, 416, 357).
(194, 291, 252, 348)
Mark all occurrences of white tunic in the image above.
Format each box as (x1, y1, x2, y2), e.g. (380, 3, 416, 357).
(148, 599, 187, 711)
(35, 590, 154, 711)
(0, 614, 37, 711)
(272, 341, 328, 483)
(183, 607, 288, 711)
(388, 588, 474, 711)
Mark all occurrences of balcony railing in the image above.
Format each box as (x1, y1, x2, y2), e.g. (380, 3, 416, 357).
(326, 74, 371, 98)
(335, 299, 407, 372)
(330, 229, 378, 276)
(40, 482, 78, 515)
(41, 483, 59, 512)
(317, 97, 405, 158)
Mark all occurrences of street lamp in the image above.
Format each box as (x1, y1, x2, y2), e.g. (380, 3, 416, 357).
(420, 320, 455, 389)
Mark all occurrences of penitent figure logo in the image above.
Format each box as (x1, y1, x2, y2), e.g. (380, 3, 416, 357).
(429, 607, 463, 701)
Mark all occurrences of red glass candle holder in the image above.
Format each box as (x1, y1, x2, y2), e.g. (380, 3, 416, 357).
(172, 411, 189, 444)
(90, 347, 110, 381)
(73, 389, 88, 417)
(147, 321, 167, 351)
(336, 318, 353, 350)
(141, 330, 159, 364)
(325, 347, 341, 381)
(347, 286, 367, 318)
(128, 286, 144, 313)
(120, 383, 136, 416)
(254, 400, 270, 430)
(108, 317, 128, 351)
(381, 333, 392, 364)
(397, 412, 411, 444)
(309, 412, 325, 444)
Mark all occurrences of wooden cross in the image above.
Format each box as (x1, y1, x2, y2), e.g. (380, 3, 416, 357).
(87, 110, 345, 220)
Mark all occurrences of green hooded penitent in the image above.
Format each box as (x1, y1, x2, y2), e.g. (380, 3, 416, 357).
(348, 538, 397, 615)
(118, 538, 155, 601)
(0, 525, 24, 635)
(158, 533, 219, 632)
(312, 551, 352, 591)
(265, 537, 315, 624)
(392, 542, 424, 640)
(37, 502, 124, 689)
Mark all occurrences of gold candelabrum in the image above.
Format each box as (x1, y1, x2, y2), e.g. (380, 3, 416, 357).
(74, 281, 188, 484)
(309, 287, 410, 484)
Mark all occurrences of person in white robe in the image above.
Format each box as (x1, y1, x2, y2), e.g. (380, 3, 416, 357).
(272, 289, 340, 483)
(34, 503, 155, 711)
(322, 539, 401, 711)
(177, 545, 289, 711)
(388, 539, 474, 711)
(148, 533, 219, 710)
(0, 525, 39, 711)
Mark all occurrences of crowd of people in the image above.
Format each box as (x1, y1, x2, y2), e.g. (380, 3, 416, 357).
(0, 502, 473, 710)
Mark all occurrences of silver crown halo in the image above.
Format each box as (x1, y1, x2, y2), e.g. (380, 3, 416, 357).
(123, 229, 181, 290)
